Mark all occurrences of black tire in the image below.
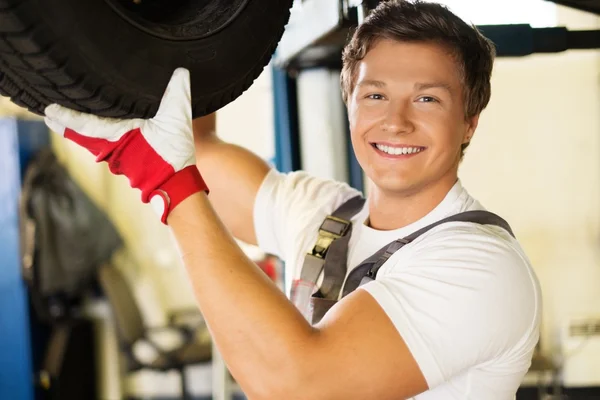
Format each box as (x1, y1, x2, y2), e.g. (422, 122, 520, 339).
(0, 0, 292, 119)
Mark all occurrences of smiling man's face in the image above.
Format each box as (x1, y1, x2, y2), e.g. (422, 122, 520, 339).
(348, 39, 478, 198)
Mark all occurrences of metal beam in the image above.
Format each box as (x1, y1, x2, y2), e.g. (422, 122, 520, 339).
(479, 25, 600, 57)
(546, 0, 600, 16)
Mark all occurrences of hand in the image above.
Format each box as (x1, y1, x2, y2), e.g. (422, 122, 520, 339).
(44, 68, 208, 224)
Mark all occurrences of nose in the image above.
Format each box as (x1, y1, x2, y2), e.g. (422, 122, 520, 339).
(381, 99, 415, 135)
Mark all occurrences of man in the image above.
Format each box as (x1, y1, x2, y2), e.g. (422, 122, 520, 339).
(44, 1, 542, 398)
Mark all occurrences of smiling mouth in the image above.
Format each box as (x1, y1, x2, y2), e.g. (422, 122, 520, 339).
(371, 143, 426, 156)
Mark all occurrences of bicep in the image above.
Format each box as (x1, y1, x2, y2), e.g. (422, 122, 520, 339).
(349, 245, 536, 388)
(301, 243, 537, 399)
(303, 290, 429, 400)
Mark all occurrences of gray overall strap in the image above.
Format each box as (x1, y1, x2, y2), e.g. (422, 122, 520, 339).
(341, 210, 515, 297)
(318, 197, 367, 299)
(299, 196, 365, 298)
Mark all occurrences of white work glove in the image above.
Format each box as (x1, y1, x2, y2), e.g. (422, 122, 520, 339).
(44, 68, 208, 224)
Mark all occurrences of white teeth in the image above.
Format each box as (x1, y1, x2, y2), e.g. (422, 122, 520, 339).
(375, 144, 423, 155)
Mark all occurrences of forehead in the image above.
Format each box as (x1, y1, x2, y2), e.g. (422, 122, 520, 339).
(356, 39, 463, 88)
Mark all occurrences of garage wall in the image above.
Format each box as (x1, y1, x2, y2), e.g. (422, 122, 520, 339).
(460, 7, 600, 372)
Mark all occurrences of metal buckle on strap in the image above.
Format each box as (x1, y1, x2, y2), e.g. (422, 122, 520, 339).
(311, 216, 351, 259)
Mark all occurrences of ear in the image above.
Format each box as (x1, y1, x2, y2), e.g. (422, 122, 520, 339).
(463, 114, 480, 144)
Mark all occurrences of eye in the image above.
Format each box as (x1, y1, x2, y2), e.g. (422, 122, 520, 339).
(418, 96, 438, 103)
(367, 93, 385, 100)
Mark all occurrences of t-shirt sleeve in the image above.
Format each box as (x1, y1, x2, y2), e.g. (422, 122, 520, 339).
(359, 225, 541, 389)
(253, 169, 361, 260)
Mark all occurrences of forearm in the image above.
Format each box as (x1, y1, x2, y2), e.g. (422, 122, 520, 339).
(168, 192, 316, 399)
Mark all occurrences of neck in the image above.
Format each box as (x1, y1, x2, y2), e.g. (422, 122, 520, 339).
(367, 176, 458, 231)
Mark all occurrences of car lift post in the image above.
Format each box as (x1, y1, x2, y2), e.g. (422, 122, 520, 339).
(0, 118, 49, 400)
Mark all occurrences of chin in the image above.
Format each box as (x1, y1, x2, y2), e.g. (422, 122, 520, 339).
(369, 174, 419, 196)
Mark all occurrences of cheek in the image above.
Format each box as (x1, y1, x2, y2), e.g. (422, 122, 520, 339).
(348, 110, 371, 160)
(349, 126, 368, 158)
(416, 111, 464, 146)
(350, 103, 385, 135)
(350, 110, 377, 160)
(348, 103, 360, 132)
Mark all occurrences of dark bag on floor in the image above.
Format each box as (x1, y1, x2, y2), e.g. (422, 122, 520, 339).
(20, 149, 123, 320)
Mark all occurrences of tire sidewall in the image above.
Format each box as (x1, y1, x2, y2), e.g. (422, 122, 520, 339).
(35, 0, 289, 116)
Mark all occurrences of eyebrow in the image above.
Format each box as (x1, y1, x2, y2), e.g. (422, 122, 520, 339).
(414, 82, 454, 94)
(355, 80, 454, 95)
(356, 79, 387, 89)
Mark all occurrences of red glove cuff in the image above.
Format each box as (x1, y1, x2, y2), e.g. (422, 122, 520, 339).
(150, 165, 209, 224)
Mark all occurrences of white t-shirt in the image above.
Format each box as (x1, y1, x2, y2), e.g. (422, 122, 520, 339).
(254, 169, 542, 400)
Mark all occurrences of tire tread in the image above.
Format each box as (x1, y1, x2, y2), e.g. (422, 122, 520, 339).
(0, 0, 293, 118)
